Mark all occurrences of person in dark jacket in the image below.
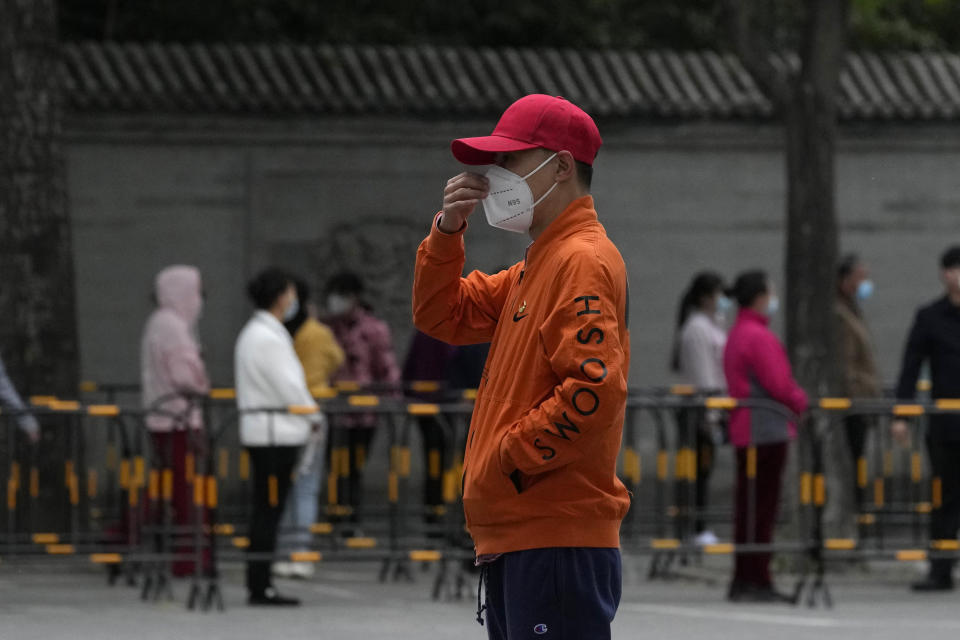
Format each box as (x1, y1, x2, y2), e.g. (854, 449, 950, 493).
(402, 330, 457, 525)
(892, 245, 960, 592)
(402, 331, 491, 529)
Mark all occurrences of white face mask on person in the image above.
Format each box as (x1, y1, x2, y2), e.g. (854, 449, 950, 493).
(327, 294, 353, 316)
(283, 297, 300, 322)
(480, 153, 558, 233)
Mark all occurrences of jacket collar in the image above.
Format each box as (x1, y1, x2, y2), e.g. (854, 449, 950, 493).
(836, 293, 862, 317)
(937, 295, 960, 314)
(527, 195, 598, 262)
(253, 310, 293, 342)
(737, 307, 770, 327)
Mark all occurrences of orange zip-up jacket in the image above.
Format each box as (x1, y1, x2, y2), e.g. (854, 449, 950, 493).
(413, 195, 631, 555)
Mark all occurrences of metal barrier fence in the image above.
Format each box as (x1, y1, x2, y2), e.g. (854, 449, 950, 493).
(1, 383, 958, 610)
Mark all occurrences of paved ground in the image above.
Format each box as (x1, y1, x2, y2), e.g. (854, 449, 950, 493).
(1, 557, 959, 639)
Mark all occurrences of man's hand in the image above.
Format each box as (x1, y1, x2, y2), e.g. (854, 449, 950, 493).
(19, 417, 40, 445)
(312, 412, 327, 433)
(439, 172, 488, 233)
(891, 418, 911, 447)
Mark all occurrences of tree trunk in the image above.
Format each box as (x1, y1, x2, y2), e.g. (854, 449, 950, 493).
(784, 0, 849, 396)
(727, 0, 851, 541)
(0, 0, 77, 530)
(784, 0, 851, 538)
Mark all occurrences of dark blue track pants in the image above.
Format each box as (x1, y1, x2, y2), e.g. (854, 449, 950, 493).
(479, 547, 621, 640)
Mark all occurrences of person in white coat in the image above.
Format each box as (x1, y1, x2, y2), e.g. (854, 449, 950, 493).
(671, 271, 729, 546)
(235, 268, 322, 606)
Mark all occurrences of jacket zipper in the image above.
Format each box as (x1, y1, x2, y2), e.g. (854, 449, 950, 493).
(462, 249, 530, 498)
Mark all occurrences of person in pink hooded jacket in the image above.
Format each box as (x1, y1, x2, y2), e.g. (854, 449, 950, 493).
(723, 270, 808, 603)
(140, 265, 211, 576)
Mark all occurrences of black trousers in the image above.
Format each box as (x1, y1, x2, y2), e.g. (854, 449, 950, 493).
(246, 445, 299, 596)
(843, 414, 872, 507)
(927, 439, 960, 581)
(416, 415, 448, 516)
(676, 408, 716, 534)
(483, 548, 621, 640)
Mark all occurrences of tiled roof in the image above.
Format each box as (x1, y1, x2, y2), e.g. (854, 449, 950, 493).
(61, 42, 960, 121)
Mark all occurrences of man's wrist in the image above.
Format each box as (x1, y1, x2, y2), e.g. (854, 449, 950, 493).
(436, 213, 465, 234)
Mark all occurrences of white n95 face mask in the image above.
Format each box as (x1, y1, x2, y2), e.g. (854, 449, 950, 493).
(480, 153, 558, 233)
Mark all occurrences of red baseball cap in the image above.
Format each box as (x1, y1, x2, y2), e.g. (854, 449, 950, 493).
(451, 94, 602, 166)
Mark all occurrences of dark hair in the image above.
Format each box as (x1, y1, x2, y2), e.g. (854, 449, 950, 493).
(670, 271, 725, 372)
(247, 267, 294, 310)
(837, 253, 860, 282)
(284, 278, 311, 336)
(941, 246, 960, 270)
(576, 161, 593, 189)
(324, 271, 365, 296)
(728, 270, 770, 308)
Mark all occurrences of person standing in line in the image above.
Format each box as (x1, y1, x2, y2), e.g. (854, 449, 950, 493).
(274, 278, 343, 579)
(402, 330, 457, 531)
(892, 246, 960, 592)
(323, 271, 400, 528)
(140, 265, 211, 577)
(0, 354, 40, 444)
(723, 270, 808, 603)
(831, 254, 881, 535)
(671, 271, 729, 546)
(413, 94, 630, 638)
(235, 268, 321, 606)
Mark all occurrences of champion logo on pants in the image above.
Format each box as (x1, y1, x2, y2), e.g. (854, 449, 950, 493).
(534, 623, 548, 634)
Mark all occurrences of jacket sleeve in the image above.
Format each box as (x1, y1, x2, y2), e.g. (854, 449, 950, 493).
(258, 340, 317, 410)
(681, 322, 723, 391)
(0, 357, 39, 438)
(297, 323, 344, 390)
(895, 309, 929, 400)
(836, 309, 857, 397)
(163, 341, 210, 396)
(412, 214, 519, 345)
(499, 251, 627, 476)
(750, 331, 809, 416)
(368, 319, 401, 385)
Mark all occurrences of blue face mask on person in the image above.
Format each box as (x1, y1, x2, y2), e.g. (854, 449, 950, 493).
(766, 295, 780, 316)
(283, 297, 300, 322)
(716, 295, 733, 313)
(856, 279, 874, 301)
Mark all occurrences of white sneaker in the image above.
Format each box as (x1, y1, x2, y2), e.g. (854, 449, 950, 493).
(290, 561, 315, 580)
(694, 530, 720, 546)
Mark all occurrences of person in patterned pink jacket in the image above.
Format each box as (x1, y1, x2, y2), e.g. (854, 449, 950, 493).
(723, 269, 808, 603)
(323, 272, 400, 525)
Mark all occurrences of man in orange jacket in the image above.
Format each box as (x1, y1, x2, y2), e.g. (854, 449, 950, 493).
(413, 94, 630, 639)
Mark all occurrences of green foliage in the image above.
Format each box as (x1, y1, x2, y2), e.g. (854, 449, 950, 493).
(59, 0, 960, 50)
(850, 0, 960, 49)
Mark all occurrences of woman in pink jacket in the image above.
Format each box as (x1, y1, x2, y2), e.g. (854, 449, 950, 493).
(723, 270, 808, 603)
(141, 265, 211, 576)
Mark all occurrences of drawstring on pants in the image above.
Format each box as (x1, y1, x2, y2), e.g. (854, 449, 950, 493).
(476, 564, 488, 626)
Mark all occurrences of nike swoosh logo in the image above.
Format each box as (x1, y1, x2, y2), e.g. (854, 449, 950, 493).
(513, 312, 528, 322)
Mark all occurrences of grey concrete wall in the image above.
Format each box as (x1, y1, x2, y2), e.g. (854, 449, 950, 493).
(66, 116, 960, 394)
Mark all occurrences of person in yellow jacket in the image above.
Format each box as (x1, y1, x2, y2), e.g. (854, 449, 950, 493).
(275, 278, 344, 579)
(289, 282, 345, 395)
